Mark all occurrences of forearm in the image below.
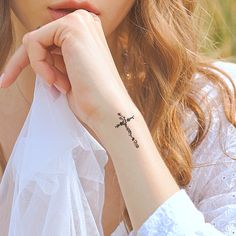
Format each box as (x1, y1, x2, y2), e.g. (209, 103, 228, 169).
(91, 103, 180, 231)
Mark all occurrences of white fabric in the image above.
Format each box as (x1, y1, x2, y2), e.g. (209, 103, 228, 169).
(0, 60, 236, 236)
(0, 76, 109, 235)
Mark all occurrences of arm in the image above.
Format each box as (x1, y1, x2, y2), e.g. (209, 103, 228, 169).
(131, 62, 236, 235)
(132, 106, 236, 235)
(89, 62, 236, 235)
(90, 103, 180, 231)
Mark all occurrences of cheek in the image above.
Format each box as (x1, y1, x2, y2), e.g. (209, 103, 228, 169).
(99, 0, 135, 36)
(10, 0, 46, 31)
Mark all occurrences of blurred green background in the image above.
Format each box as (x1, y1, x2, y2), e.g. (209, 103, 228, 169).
(197, 0, 236, 62)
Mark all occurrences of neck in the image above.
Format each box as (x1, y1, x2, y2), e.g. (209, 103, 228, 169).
(10, 10, 36, 105)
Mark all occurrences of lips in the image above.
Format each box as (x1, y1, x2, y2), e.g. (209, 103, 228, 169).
(48, 1, 100, 20)
(48, 8, 76, 20)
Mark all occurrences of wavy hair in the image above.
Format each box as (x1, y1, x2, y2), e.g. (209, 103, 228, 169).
(0, 0, 236, 233)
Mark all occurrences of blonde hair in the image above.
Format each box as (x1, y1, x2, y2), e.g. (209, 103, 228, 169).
(0, 0, 235, 233)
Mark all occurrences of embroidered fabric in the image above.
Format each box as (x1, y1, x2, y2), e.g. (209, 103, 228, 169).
(123, 61, 236, 236)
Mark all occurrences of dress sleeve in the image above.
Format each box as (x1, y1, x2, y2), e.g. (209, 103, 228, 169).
(130, 61, 236, 236)
(133, 126, 236, 236)
(134, 189, 229, 235)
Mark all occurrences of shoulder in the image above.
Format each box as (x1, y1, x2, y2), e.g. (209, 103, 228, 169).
(187, 59, 236, 115)
(183, 60, 236, 150)
(183, 60, 236, 204)
(194, 60, 236, 102)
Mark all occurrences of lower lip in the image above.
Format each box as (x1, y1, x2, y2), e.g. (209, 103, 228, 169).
(48, 8, 74, 20)
(48, 8, 100, 21)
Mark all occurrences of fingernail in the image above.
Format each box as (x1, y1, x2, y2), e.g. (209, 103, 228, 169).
(54, 83, 67, 95)
(0, 73, 5, 88)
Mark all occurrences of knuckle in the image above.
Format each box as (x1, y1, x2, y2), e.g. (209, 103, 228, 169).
(92, 13, 100, 21)
(75, 9, 90, 16)
(79, 9, 91, 17)
(60, 9, 94, 31)
(22, 32, 35, 45)
(64, 11, 81, 22)
(57, 12, 87, 37)
(55, 21, 78, 45)
(56, 20, 71, 33)
(71, 9, 92, 21)
(22, 33, 30, 45)
(96, 15, 101, 23)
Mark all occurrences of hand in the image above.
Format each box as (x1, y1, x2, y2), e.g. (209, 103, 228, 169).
(1, 9, 135, 129)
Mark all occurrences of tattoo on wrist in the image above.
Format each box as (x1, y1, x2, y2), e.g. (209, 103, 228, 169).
(114, 112, 139, 148)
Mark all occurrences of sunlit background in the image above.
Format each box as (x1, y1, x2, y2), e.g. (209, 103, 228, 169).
(197, 0, 236, 62)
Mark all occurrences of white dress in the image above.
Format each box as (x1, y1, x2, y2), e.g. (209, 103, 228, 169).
(0, 60, 236, 236)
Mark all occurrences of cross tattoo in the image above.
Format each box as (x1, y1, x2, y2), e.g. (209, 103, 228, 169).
(114, 112, 139, 148)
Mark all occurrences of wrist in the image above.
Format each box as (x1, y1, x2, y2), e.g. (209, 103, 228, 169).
(89, 99, 143, 137)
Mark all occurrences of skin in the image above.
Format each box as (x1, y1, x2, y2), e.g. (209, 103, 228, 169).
(1, 0, 180, 233)
(1, 0, 135, 235)
(4, 0, 135, 107)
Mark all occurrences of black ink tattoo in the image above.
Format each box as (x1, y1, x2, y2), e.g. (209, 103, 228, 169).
(114, 112, 139, 148)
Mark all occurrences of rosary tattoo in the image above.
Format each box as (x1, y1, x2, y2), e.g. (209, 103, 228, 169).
(114, 112, 139, 148)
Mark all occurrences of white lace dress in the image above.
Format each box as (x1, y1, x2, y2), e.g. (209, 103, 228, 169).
(0, 60, 236, 236)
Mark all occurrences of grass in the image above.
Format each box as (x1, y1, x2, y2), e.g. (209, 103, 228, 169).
(196, 0, 236, 62)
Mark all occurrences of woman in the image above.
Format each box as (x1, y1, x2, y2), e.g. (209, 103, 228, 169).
(0, 0, 236, 235)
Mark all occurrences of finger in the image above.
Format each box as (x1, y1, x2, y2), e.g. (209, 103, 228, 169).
(50, 47, 62, 55)
(45, 48, 55, 66)
(90, 13, 107, 43)
(2, 44, 56, 89)
(1, 44, 30, 88)
(23, 34, 56, 86)
(89, 13, 130, 95)
(48, 45, 62, 55)
(0, 25, 44, 88)
(50, 49, 71, 92)
(52, 66, 71, 94)
(88, 13, 122, 81)
(52, 53, 67, 74)
(82, 11, 105, 44)
(88, 13, 114, 62)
